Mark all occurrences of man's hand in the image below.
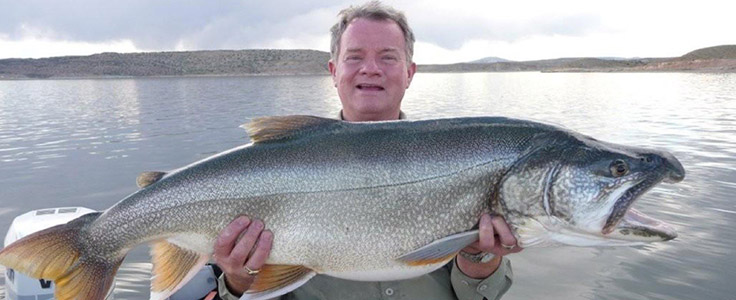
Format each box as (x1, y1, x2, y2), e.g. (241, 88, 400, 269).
(456, 213, 523, 279)
(214, 216, 273, 295)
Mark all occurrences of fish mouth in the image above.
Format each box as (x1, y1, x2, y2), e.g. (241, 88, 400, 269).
(601, 153, 684, 239)
(614, 208, 677, 241)
(602, 179, 654, 235)
(601, 180, 677, 241)
(601, 178, 680, 241)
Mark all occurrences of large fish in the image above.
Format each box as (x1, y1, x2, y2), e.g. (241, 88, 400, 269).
(0, 116, 684, 300)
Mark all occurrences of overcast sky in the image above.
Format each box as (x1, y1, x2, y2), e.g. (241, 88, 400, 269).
(1, 0, 734, 64)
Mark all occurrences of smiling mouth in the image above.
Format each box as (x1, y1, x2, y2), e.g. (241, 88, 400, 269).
(357, 84, 384, 91)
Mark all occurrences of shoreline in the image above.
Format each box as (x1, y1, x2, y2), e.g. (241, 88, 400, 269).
(0, 72, 331, 81)
(2, 46, 734, 80)
(3, 68, 736, 81)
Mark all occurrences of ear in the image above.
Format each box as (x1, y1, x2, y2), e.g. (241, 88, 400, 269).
(406, 62, 417, 88)
(328, 59, 337, 87)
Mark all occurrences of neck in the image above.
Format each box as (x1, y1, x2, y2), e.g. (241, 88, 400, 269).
(341, 110, 402, 122)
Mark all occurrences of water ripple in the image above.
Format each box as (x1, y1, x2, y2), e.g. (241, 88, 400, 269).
(0, 74, 733, 300)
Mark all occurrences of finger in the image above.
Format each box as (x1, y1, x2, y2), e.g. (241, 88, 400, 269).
(245, 230, 273, 272)
(229, 219, 264, 264)
(508, 245, 524, 254)
(463, 241, 480, 252)
(477, 214, 495, 252)
(214, 216, 250, 258)
(491, 216, 517, 249)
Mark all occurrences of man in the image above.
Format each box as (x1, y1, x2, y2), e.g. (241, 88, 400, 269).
(214, 2, 522, 299)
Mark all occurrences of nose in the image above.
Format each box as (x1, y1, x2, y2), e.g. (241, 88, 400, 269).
(360, 57, 381, 76)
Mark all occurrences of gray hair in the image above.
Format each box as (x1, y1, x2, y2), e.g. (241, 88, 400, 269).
(329, 1, 415, 64)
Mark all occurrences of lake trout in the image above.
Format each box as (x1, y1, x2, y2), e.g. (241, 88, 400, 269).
(0, 116, 684, 300)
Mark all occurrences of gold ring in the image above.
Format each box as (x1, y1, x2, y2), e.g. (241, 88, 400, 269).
(501, 243, 516, 250)
(244, 265, 260, 276)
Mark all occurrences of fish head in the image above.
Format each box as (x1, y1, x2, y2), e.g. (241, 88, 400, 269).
(500, 131, 684, 248)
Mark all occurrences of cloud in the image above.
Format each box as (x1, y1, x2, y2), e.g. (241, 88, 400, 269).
(0, 0, 733, 61)
(395, 0, 607, 50)
(174, 6, 338, 51)
(413, 13, 603, 50)
(0, 0, 348, 50)
(0, 0, 608, 52)
(0, 37, 139, 59)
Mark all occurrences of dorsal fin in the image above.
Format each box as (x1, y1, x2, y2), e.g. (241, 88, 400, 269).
(137, 171, 167, 188)
(243, 115, 339, 143)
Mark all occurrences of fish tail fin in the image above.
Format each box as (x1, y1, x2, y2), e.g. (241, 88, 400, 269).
(0, 212, 123, 300)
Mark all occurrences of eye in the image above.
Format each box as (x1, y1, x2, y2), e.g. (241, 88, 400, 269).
(610, 159, 629, 177)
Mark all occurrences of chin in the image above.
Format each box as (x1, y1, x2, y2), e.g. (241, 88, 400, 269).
(350, 101, 393, 113)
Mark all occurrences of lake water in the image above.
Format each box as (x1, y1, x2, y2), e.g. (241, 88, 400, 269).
(0, 72, 734, 299)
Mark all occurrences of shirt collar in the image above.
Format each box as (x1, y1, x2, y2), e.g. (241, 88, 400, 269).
(337, 110, 406, 120)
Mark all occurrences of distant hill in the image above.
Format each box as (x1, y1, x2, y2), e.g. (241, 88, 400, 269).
(623, 45, 736, 72)
(0, 50, 330, 79)
(1, 45, 734, 79)
(595, 57, 639, 61)
(455, 45, 736, 73)
(468, 56, 511, 64)
(420, 57, 650, 72)
(678, 45, 736, 60)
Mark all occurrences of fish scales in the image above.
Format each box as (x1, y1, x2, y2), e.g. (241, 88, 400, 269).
(94, 117, 541, 263)
(0, 116, 684, 300)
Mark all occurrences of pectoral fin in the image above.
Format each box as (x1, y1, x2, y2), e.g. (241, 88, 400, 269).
(149, 240, 210, 300)
(396, 230, 479, 266)
(242, 265, 316, 300)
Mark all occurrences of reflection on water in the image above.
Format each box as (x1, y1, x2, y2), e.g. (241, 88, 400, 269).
(408, 73, 736, 300)
(0, 73, 734, 299)
(114, 260, 152, 298)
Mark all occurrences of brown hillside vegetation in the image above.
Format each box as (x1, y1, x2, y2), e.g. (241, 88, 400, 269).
(634, 59, 736, 72)
(679, 45, 736, 60)
(0, 50, 330, 79)
(1, 45, 734, 79)
(627, 45, 736, 72)
(543, 45, 736, 73)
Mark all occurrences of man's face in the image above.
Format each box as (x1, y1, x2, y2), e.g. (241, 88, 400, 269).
(329, 18, 417, 121)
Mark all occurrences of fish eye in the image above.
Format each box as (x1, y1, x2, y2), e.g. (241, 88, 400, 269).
(610, 159, 629, 177)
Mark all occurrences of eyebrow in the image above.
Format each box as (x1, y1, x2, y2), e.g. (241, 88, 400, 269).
(345, 47, 400, 53)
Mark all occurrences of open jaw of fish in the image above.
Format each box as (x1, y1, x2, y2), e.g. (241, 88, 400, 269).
(602, 174, 680, 240)
(0, 115, 685, 300)
(594, 152, 682, 244)
(520, 187, 680, 248)
(513, 146, 684, 248)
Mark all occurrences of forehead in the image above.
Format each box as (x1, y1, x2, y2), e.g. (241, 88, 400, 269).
(340, 18, 406, 53)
